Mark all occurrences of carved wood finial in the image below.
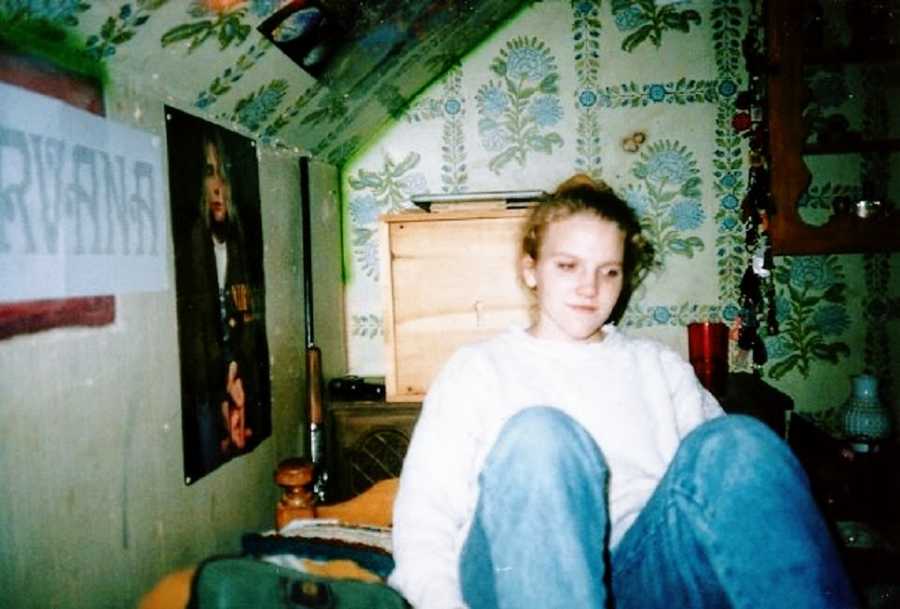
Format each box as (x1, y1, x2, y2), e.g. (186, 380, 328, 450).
(275, 457, 317, 529)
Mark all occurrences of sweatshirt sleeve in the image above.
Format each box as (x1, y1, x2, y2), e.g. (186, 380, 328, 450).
(657, 346, 725, 438)
(388, 347, 490, 609)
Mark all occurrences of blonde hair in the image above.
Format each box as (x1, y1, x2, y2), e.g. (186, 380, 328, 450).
(520, 174, 654, 321)
(199, 127, 238, 231)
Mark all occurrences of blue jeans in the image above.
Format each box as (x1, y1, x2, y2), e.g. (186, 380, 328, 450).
(459, 407, 857, 609)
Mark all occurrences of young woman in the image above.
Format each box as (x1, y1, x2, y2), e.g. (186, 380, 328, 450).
(388, 175, 855, 609)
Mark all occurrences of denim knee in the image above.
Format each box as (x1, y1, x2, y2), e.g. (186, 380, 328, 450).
(484, 406, 608, 480)
(675, 414, 805, 494)
(685, 414, 785, 460)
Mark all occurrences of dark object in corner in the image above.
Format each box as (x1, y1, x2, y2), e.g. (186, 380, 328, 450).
(329, 376, 385, 402)
(720, 372, 793, 438)
(257, 0, 342, 79)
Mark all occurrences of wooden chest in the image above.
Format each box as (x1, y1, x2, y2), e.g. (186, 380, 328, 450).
(379, 210, 531, 402)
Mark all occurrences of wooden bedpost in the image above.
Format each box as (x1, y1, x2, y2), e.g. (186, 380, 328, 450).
(275, 457, 318, 529)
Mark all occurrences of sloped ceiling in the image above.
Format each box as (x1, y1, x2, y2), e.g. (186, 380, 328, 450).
(0, 0, 530, 167)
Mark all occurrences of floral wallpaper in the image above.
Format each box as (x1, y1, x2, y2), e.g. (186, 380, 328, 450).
(475, 36, 565, 173)
(1, 0, 897, 423)
(0, 0, 526, 165)
(342, 0, 899, 424)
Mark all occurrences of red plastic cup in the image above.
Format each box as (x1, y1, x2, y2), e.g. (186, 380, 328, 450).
(687, 321, 729, 397)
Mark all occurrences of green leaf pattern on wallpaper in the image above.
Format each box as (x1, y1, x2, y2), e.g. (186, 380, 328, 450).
(261, 81, 326, 141)
(194, 40, 270, 108)
(0, 0, 163, 60)
(0, 0, 90, 26)
(863, 254, 898, 392)
(85, 1, 161, 59)
(708, 0, 745, 305)
(625, 302, 724, 328)
(347, 153, 424, 280)
(572, 0, 604, 180)
(765, 256, 851, 380)
(402, 71, 469, 193)
(623, 139, 706, 267)
(476, 36, 564, 173)
(711, 99, 746, 305)
(161, 0, 281, 52)
(227, 78, 288, 131)
(352, 313, 382, 339)
(571, 0, 603, 84)
(440, 71, 468, 193)
(598, 79, 719, 107)
(612, 0, 702, 52)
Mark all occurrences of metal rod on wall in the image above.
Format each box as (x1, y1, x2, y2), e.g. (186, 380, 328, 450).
(299, 156, 327, 500)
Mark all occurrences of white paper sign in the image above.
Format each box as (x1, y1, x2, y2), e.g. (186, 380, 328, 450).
(0, 82, 168, 302)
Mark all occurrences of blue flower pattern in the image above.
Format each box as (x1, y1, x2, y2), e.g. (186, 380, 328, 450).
(506, 46, 551, 81)
(349, 194, 380, 226)
(529, 95, 563, 127)
(669, 199, 705, 231)
(476, 36, 564, 173)
(574, 1, 595, 17)
(614, 5, 648, 31)
(623, 186, 652, 219)
(611, 0, 702, 52)
(478, 86, 510, 117)
(347, 153, 422, 279)
(627, 140, 705, 267)
(233, 80, 288, 131)
(652, 306, 671, 324)
(722, 304, 740, 321)
(766, 256, 851, 380)
(444, 98, 462, 115)
(788, 256, 834, 291)
(578, 90, 598, 108)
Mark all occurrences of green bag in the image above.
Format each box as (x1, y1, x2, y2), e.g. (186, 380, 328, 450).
(188, 556, 409, 609)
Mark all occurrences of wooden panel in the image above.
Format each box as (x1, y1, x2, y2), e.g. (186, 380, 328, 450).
(381, 210, 530, 401)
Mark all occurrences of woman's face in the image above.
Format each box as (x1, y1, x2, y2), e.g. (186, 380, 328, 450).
(521, 212, 625, 342)
(203, 142, 229, 224)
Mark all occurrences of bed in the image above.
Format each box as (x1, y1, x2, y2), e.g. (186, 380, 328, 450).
(137, 458, 401, 609)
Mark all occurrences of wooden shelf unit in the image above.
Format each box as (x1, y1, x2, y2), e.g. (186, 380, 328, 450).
(765, 0, 900, 255)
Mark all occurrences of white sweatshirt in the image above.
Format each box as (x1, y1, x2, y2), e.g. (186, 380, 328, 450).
(388, 325, 724, 609)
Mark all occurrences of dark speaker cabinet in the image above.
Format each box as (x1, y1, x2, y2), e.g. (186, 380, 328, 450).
(325, 401, 420, 501)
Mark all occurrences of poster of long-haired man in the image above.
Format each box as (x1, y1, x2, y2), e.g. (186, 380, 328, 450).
(165, 107, 271, 484)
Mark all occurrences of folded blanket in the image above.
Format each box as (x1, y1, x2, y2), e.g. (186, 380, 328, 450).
(244, 523, 394, 582)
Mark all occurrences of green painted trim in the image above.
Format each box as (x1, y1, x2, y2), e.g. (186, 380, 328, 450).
(340, 188, 353, 285)
(0, 19, 107, 85)
(339, 0, 538, 172)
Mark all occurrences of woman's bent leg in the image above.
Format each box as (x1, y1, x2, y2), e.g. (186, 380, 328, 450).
(459, 406, 610, 609)
(611, 415, 857, 609)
